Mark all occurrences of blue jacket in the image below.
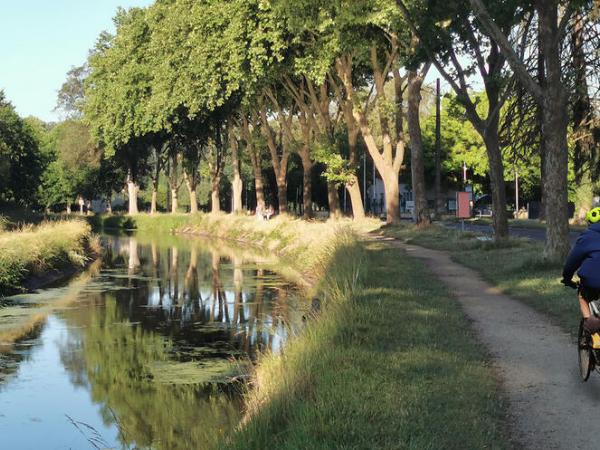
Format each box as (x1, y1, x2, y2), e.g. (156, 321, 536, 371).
(563, 223, 600, 289)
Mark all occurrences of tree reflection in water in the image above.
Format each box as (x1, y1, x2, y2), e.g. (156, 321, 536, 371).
(54, 233, 302, 449)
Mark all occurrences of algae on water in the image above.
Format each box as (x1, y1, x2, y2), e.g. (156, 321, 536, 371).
(149, 359, 249, 385)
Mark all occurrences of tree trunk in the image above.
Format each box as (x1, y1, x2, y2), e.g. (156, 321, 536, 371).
(189, 189, 198, 214)
(184, 172, 198, 214)
(126, 170, 139, 216)
(542, 102, 570, 260)
(241, 117, 265, 213)
(469, 0, 570, 258)
(299, 148, 313, 219)
(345, 115, 365, 220)
(150, 188, 158, 214)
(345, 177, 365, 220)
(260, 106, 289, 215)
(407, 70, 430, 227)
(171, 188, 178, 214)
(232, 175, 243, 213)
(211, 177, 221, 213)
(483, 130, 509, 239)
(250, 151, 265, 212)
(383, 172, 400, 224)
(231, 131, 243, 213)
(277, 178, 287, 214)
(538, 2, 570, 261)
(327, 182, 341, 219)
(571, 11, 593, 222)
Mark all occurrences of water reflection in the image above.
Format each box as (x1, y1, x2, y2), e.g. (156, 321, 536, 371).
(0, 233, 302, 449)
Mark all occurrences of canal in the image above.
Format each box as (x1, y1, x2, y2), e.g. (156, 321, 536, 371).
(0, 232, 303, 449)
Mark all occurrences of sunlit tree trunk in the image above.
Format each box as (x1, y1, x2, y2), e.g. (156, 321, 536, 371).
(184, 171, 198, 214)
(337, 50, 406, 224)
(171, 188, 178, 214)
(211, 176, 221, 213)
(150, 187, 158, 214)
(342, 97, 365, 220)
(126, 168, 139, 216)
(230, 128, 243, 213)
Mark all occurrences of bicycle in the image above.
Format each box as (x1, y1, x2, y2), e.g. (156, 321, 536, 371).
(564, 280, 600, 381)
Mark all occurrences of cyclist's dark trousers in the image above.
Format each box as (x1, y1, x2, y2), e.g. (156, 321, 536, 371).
(579, 285, 600, 302)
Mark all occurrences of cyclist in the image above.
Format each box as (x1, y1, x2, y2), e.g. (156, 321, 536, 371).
(562, 207, 600, 332)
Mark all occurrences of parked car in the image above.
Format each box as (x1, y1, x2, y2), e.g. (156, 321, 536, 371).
(473, 194, 492, 217)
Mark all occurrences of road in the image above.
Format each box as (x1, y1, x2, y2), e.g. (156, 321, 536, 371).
(444, 221, 580, 246)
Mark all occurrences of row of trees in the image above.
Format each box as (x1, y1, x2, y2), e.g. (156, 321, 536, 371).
(79, 0, 598, 260)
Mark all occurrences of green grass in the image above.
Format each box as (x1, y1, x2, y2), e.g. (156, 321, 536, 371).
(0, 220, 99, 296)
(383, 224, 579, 334)
(220, 235, 510, 449)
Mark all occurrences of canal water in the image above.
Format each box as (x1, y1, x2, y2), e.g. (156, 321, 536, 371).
(0, 233, 303, 450)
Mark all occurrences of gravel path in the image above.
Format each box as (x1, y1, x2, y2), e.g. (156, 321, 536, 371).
(387, 238, 600, 450)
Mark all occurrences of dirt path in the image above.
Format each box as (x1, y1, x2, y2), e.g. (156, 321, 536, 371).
(387, 239, 600, 450)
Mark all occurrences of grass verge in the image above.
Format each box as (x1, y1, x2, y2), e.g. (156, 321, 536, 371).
(383, 224, 579, 334)
(219, 233, 510, 449)
(0, 220, 100, 297)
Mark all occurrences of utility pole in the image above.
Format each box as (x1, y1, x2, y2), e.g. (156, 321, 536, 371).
(435, 78, 442, 218)
(515, 164, 520, 218)
(372, 154, 376, 214)
(362, 152, 367, 213)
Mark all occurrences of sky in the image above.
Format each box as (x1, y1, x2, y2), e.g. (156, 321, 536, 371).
(0, 0, 153, 123)
(0, 0, 456, 123)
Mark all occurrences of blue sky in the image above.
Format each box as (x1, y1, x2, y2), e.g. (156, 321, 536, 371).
(0, 0, 153, 122)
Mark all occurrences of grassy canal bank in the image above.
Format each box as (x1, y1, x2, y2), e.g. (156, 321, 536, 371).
(0, 220, 99, 297)
(383, 224, 578, 335)
(92, 213, 511, 448)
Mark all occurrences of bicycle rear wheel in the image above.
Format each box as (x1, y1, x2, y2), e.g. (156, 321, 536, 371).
(578, 319, 593, 381)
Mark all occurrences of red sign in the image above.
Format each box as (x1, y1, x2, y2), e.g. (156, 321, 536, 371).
(456, 192, 471, 218)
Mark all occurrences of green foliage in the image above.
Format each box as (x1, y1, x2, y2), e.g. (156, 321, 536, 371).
(422, 93, 541, 200)
(55, 65, 88, 119)
(0, 91, 44, 207)
(312, 140, 354, 185)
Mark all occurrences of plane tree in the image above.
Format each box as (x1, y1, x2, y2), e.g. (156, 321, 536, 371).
(84, 8, 157, 215)
(467, 0, 596, 259)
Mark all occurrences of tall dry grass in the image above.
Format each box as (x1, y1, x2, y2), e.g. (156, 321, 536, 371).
(0, 220, 99, 296)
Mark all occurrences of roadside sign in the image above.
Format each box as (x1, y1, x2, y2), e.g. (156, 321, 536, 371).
(457, 192, 471, 218)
